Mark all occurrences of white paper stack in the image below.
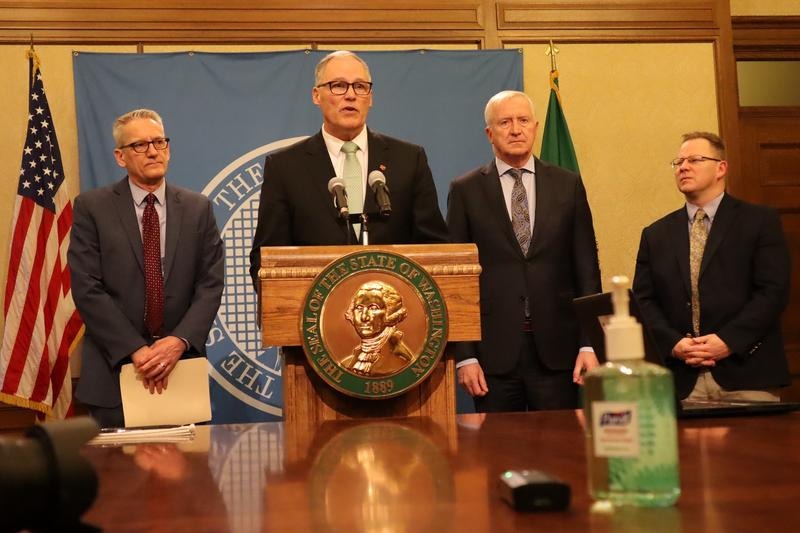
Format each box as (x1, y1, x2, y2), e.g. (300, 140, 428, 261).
(88, 424, 196, 446)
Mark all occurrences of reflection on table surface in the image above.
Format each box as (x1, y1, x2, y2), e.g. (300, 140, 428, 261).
(82, 410, 800, 532)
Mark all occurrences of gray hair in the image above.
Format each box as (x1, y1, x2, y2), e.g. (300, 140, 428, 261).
(484, 90, 535, 126)
(112, 109, 164, 147)
(314, 51, 372, 86)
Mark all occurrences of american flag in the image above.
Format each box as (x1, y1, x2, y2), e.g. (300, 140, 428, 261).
(0, 49, 83, 419)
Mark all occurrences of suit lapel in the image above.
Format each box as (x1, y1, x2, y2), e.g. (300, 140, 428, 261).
(479, 162, 525, 257)
(667, 208, 691, 295)
(163, 184, 182, 283)
(305, 132, 350, 239)
(364, 129, 385, 216)
(112, 178, 145, 274)
(528, 158, 554, 259)
(700, 194, 737, 277)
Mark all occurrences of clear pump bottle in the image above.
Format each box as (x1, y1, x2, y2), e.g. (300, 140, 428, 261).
(583, 276, 680, 507)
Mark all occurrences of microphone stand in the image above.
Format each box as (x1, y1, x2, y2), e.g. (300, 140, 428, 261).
(346, 212, 369, 245)
(360, 213, 369, 245)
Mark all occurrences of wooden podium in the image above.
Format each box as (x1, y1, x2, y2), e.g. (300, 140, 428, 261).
(257, 243, 480, 426)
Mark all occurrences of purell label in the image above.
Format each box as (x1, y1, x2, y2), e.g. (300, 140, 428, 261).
(592, 401, 640, 457)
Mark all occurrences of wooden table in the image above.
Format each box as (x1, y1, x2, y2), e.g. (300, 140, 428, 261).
(82, 411, 800, 532)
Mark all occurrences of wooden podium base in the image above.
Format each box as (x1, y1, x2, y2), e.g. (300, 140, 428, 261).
(282, 346, 456, 425)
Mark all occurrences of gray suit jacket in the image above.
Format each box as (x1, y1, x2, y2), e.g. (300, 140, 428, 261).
(68, 177, 224, 408)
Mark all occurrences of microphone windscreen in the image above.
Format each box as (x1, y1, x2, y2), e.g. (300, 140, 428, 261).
(367, 170, 386, 189)
(327, 176, 345, 193)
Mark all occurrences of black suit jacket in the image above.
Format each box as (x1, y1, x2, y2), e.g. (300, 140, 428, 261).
(447, 159, 601, 374)
(633, 193, 790, 399)
(68, 178, 224, 408)
(249, 129, 449, 286)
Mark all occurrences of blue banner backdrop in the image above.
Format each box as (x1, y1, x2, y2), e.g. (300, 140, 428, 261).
(73, 49, 522, 423)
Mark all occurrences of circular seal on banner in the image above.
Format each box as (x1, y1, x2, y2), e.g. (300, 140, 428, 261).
(202, 136, 307, 419)
(301, 250, 448, 399)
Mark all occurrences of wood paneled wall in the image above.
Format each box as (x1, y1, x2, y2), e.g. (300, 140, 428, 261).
(0, 0, 742, 181)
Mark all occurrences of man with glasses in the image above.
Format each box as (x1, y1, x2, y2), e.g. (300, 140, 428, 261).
(249, 50, 448, 288)
(633, 131, 790, 402)
(68, 108, 224, 427)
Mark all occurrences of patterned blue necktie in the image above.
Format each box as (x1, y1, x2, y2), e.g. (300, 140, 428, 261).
(508, 168, 531, 254)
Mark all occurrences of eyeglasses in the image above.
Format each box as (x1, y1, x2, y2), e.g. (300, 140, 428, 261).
(316, 80, 373, 96)
(119, 138, 170, 153)
(670, 155, 721, 169)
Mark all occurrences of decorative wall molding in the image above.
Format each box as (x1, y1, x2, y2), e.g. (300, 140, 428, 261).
(497, 1, 718, 38)
(0, 1, 486, 44)
(733, 16, 800, 59)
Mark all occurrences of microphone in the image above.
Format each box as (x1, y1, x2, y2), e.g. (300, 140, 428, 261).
(327, 177, 349, 219)
(368, 170, 392, 218)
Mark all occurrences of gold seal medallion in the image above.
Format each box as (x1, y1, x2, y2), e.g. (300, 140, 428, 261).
(300, 250, 448, 399)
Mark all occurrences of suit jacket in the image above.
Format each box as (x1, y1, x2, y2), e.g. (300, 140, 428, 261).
(447, 159, 601, 374)
(68, 177, 224, 408)
(632, 193, 790, 399)
(249, 129, 449, 286)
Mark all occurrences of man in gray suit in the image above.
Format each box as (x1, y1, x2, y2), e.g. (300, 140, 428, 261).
(68, 109, 224, 427)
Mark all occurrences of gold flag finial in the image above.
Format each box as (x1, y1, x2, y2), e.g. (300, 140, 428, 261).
(545, 39, 559, 72)
(27, 35, 41, 83)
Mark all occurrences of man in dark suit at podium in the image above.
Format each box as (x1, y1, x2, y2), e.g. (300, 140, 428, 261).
(249, 50, 448, 288)
(447, 90, 602, 412)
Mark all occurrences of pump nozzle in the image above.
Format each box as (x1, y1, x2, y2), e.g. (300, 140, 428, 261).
(605, 275, 645, 361)
(611, 275, 631, 318)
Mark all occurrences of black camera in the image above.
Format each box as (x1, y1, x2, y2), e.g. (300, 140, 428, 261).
(0, 416, 99, 532)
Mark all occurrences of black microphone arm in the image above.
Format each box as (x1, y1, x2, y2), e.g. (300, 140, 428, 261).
(327, 176, 349, 219)
(367, 170, 392, 218)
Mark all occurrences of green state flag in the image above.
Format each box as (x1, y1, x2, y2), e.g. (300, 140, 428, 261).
(540, 69, 580, 174)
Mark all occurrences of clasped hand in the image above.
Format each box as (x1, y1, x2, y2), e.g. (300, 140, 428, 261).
(130, 336, 186, 394)
(672, 334, 731, 367)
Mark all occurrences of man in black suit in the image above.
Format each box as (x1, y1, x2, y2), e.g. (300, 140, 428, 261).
(633, 131, 790, 401)
(69, 109, 224, 427)
(249, 50, 448, 286)
(447, 90, 601, 412)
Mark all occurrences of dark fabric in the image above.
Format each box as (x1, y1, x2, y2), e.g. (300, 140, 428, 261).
(87, 404, 125, 429)
(447, 158, 601, 375)
(474, 334, 578, 412)
(633, 194, 791, 399)
(249, 129, 449, 288)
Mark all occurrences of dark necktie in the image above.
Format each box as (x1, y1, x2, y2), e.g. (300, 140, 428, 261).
(143, 193, 164, 337)
(689, 208, 708, 336)
(509, 168, 531, 254)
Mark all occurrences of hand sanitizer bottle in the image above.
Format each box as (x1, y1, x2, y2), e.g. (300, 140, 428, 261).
(583, 276, 680, 507)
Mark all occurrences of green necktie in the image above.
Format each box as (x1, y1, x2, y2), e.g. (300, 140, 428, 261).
(342, 141, 363, 237)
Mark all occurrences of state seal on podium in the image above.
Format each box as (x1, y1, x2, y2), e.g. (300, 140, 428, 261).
(300, 250, 448, 399)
